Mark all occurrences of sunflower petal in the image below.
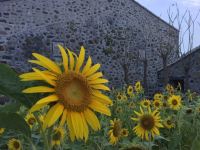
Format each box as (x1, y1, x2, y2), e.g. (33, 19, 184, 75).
(58, 44, 68, 73)
(60, 109, 67, 127)
(84, 109, 100, 131)
(33, 68, 56, 86)
(43, 103, 64, 129)
(22, 86, 55, 93)
(67, 49, 75, 70)
(91, 84, 110, 91)
(29, 102, 49, 113)
(35, 94, 59, 105)
(81, 113, 89, 142)
(32, 53, 61, 74)
(92, 90, 112, 105)
(89, 100, 111, 116)
(89, 78, 109, 85)
(66, 113, 75, 141)
(84, 64, 100, 77)
(75, 46, 85, 73)
(82, 56, 92, 74)
(87, 72, 103, 81)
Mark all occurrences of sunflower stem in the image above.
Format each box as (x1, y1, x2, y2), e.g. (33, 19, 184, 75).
(34, 114, 50, 150)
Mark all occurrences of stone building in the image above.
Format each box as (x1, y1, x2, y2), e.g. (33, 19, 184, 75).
(0, 0, 179, 94)
(158, 46, 200, 93)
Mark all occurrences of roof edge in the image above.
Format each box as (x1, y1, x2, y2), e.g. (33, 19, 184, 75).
(158, 45, 200, 72)
(133, 0, 178, 31)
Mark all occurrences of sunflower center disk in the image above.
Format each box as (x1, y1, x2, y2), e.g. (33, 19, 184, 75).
(167, 120, 172, 125)
(140, 115, 155, 130)
(172, 99, 178, 105)
(113, 121, 122, 137)
(13, 141, 20, 149)
(53, 131, 62, 141)
(56, 72, 92, 112)
(28, 118, 36, 125)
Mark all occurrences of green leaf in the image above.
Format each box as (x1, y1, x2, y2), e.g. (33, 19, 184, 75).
(0, 64, 36, 107)
(0, 112, 31, 137)
(191, 136, 200, 150)
(0, 102, 21, 113)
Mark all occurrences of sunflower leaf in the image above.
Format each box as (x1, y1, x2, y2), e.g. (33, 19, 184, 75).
(0, 64, 36, 107)
(0, 112, 31, 137)
(0, 102, 21, 113)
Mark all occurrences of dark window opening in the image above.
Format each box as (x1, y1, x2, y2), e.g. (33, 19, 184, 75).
(169, 77, 184, 92)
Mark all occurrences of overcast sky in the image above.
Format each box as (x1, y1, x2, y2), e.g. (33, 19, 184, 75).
(135, 0, 200, 53)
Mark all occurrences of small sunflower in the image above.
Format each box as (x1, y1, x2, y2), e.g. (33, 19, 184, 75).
(168, 95, 182, 110)
(135, 81, 143, 93)
(108, 119, 122, 145)
(162, 101, 168, 108)
(140, 99, 151, 108)
(7, 138, 22, 150)
(127, 85, 134, 96)
(52, 127, 65, 146)
(20, 45, 112, 141)
(154, 93, 164, 101)
(153, 99, 163, 109)
(116, 93, 123, 101)
(115, 106, 123, 114)
(25, 113, 36, 128)
(128, 102, 135, 109)
(165, 84, 174, 95)
(131, 107, 163, 141)
(0, 128, 5, 136)
(163, 117, 175, 129)
(121, 128, 129, 137)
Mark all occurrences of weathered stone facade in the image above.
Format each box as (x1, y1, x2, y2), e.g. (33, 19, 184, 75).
(0, 0, 179, 93)
(158, 46, 200, 93)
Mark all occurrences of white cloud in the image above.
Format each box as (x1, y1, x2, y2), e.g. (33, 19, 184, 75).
(178, 0, 200, 7)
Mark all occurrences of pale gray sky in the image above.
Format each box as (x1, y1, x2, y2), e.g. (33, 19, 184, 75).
(135, 0, 200, 53)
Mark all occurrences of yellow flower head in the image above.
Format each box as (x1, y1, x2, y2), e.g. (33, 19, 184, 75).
(121, 128, 129, 137)
(115, 106, 123, 114)
(108, 118, 122, 145)
(154, 93, 164, 101)
(127, 85, 134, 96)
(168, 95, 182, 110)
(52, 127, 65, 146)
(20, 45, 112, 141)
(7, 138, 22, 150)
(163, 117, 175, 129)
(131, 107, 163, 141)
(0, 128, 5, 135)
(153, 99, 163, 109)
(116, 93, 123, 101)
(165, 84, 174, 95)
(134, 81, 143, 93)
(140, 99, 151, 108)
(128, 102, 135, 109)
(25, 113, 36, 128)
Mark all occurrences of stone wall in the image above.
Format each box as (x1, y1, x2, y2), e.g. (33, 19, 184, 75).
(158, 46, 200, 93)
(0, 0, 179, 93)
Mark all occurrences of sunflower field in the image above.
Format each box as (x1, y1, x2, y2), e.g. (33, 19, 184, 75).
(0, 46, 200, 150)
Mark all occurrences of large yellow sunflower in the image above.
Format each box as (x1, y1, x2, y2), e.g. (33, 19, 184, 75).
(168, 95, 182, 110)
(108, 118, 122, 145)
(131, 107, 163, 141)
(7, 138, 22, 150)
(20, 45, 112, 141)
